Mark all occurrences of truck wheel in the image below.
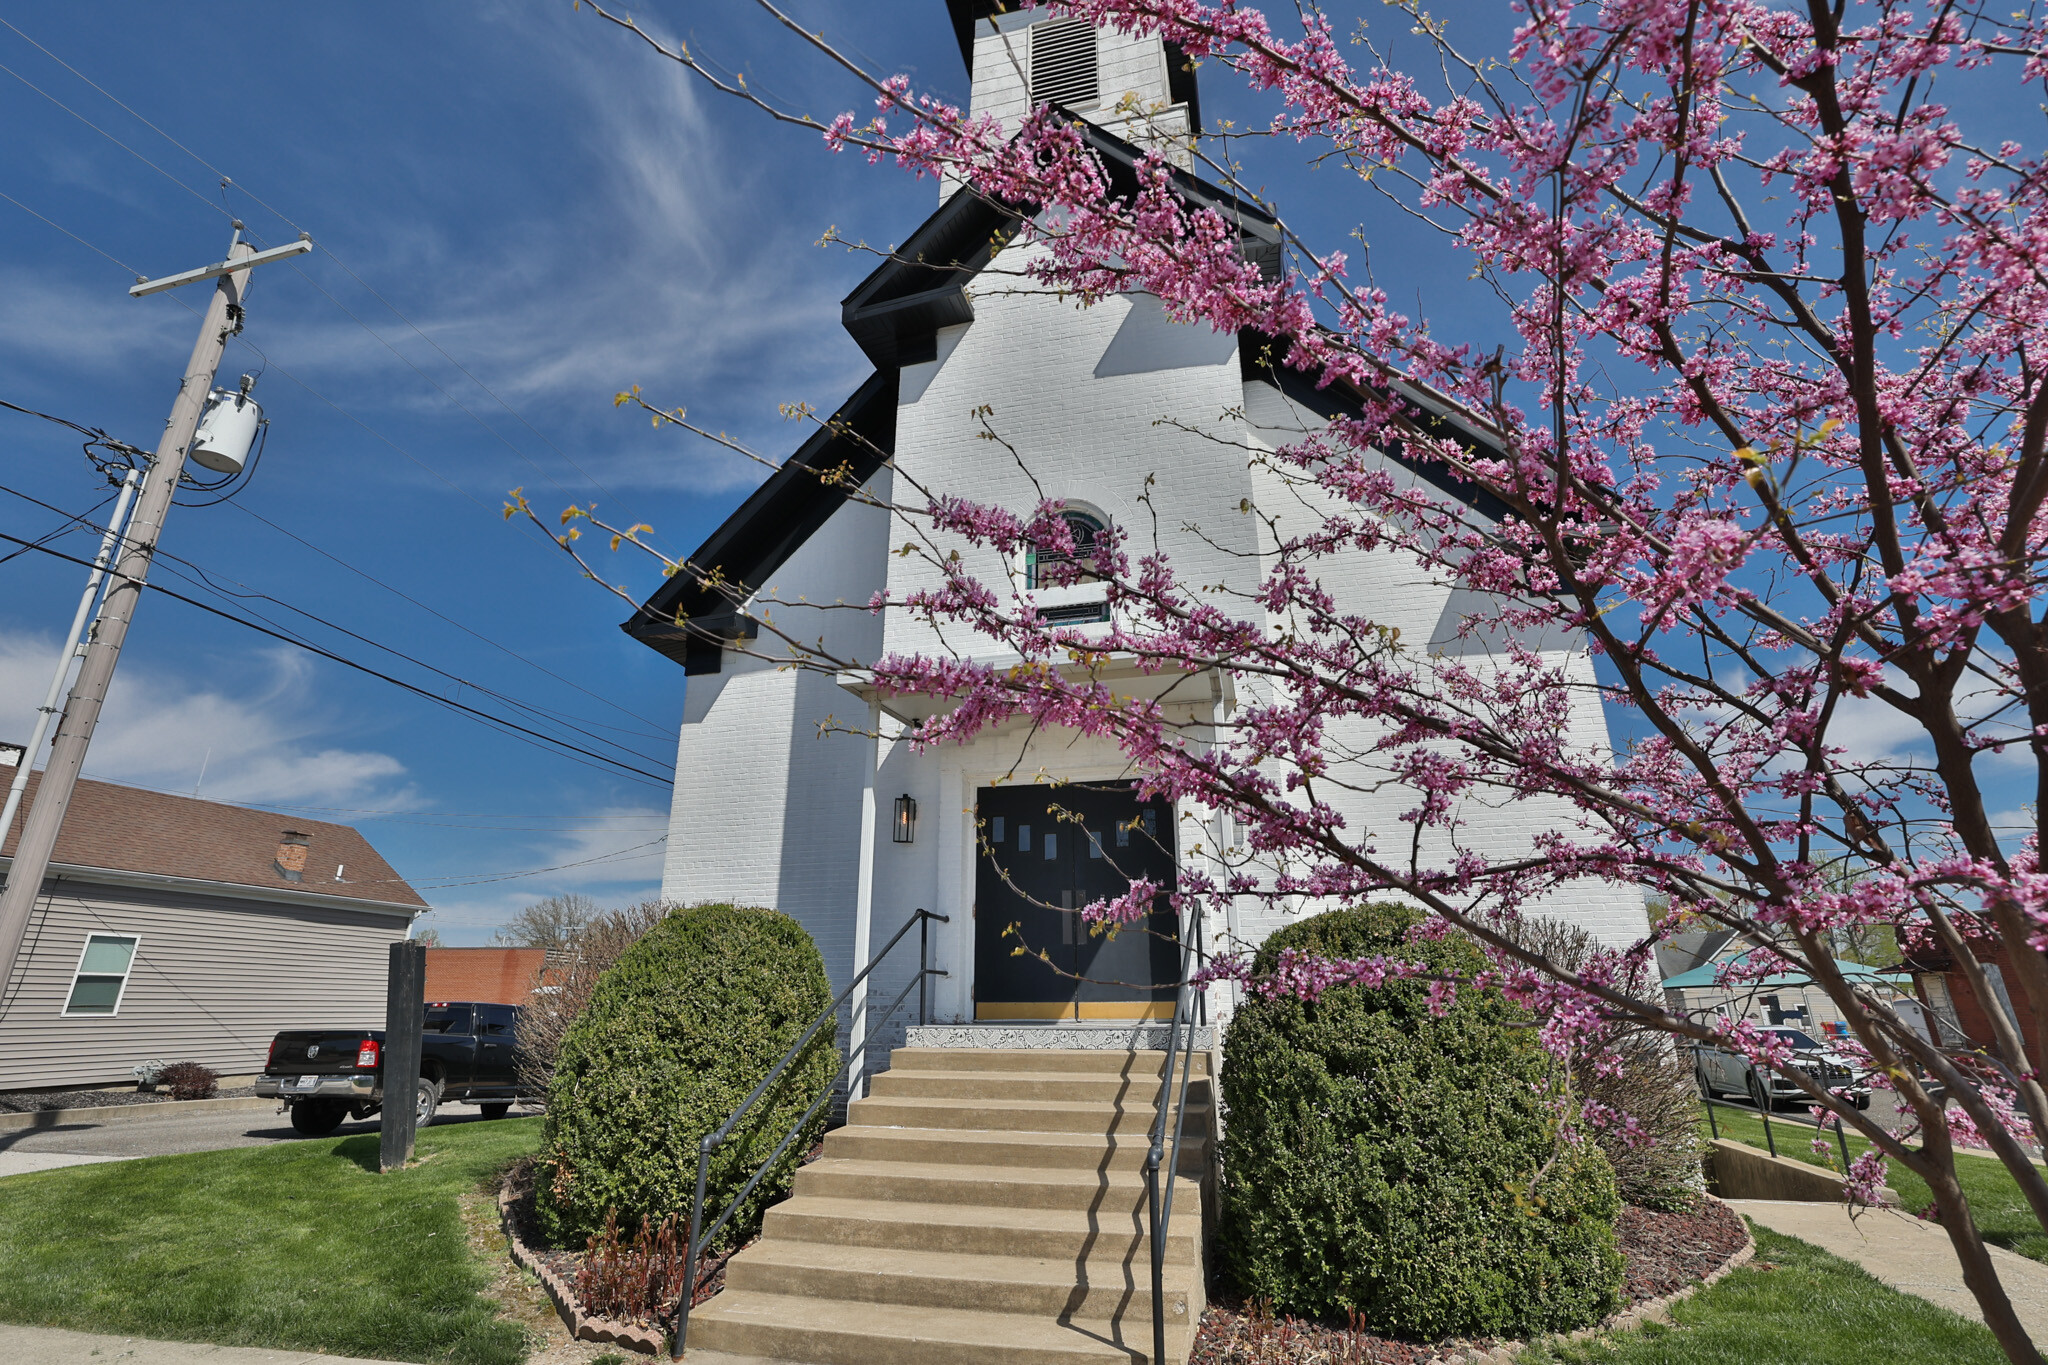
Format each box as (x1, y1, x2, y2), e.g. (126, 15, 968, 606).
(416, 1078, 442, 1128)
(480, 1102, 510, 1121)
(289, 1100, 346, 1136)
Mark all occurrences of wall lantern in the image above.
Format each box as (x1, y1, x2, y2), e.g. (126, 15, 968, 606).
(892, 794, 917, 844)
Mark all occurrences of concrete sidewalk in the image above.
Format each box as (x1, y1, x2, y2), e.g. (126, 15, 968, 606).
(0, 1152, 127, 1178)
(0, 1323, 417, 1365)
(1728, 1198, 2048, 1343)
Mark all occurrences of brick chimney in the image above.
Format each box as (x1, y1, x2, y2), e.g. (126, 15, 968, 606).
(275, 831, 312, 883)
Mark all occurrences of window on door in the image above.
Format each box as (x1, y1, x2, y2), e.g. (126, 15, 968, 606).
(63, 934, 139, 1016)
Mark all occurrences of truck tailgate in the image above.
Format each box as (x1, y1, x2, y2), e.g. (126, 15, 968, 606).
(268, 1030, 369, 1075)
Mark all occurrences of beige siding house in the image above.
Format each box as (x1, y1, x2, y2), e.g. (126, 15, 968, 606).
(0, 765, 425, 1090)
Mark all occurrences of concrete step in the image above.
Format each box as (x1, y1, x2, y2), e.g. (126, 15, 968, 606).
(795, 1156, 1198, 1213)
(823, 1124, 1208, 1176)
(849, 1093, 1210, 1136)
(721, 1239, 1196, 1323)
(762, 1194, 1201, 1262)
(890, 1046, 1211, 1077)
(689, 1289, 1193, 1365)
(869, 1068, 1213, 1106)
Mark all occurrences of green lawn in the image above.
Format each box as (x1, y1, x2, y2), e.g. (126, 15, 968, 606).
(0, 1118, 543, 1365)
(1524, 1225, 2006, 1364)
(1702, 1103, 2048, 1263)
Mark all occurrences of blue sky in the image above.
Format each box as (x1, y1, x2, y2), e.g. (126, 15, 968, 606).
(0, 2, 1511, 943)
(3, 4, 2014, 942)
(0, 3, 970, 939)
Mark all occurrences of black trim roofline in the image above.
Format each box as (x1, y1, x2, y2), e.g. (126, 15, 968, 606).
(620, 370, 900, 674)
(626, 105, 1509, 676)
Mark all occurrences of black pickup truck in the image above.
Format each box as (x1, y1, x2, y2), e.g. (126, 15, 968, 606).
(256, 1001, 530, 1136)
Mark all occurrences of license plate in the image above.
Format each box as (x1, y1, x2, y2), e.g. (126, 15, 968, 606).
(286, 1075, 319, 1093)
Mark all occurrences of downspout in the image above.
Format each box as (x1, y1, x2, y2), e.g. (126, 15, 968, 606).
(847, 697, 882, 1103)
(1210, 669, 1242, 1017)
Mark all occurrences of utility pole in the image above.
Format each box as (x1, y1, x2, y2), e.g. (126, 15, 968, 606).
(0, 224, 311, 1003)
(0, 466, 143, 845)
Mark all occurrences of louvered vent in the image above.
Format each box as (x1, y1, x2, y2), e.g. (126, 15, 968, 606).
(1029, 19, 1098, 109)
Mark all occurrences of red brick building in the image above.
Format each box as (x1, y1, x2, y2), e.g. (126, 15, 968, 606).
(1904, 929, 2033, 1052)
(423, 947, 547, 1005)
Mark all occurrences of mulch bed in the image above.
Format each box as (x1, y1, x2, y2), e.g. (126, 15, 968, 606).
(1190, 1199, 1749, 1364)
(500, 1175, 754, 1334)
(500, 1142, 830, 1338)
(0, 1084, 256, 1113)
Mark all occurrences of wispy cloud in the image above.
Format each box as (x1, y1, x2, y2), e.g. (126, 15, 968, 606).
(208, 8, 872, 502)
(0, 633, 413, 808)
(0, 265, 189, 372)
(407, 803, 669, 941)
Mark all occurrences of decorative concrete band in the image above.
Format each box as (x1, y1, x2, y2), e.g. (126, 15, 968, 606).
(1423, 1200, 1757, 1365)
(905, 1023, 1219, 1051)
(0, 1095, 276, 1133)
(496, 1174, 665, 1356)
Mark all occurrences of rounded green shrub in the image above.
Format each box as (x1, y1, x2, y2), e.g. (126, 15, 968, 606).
(534, 903, 838, 1249)
(1218, 902, 1623, 1340)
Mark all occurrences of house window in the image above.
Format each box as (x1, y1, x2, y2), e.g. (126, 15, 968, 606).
(1029, 18, 1098, 109)
(64, 934, 138, 1016)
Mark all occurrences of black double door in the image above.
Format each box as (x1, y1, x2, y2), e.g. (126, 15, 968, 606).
(973, 781, 1179, 1019)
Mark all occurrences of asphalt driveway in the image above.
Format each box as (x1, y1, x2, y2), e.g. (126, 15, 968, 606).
(0, 1102, 527, 1175)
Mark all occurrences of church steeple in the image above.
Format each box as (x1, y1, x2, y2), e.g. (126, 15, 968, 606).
(946, 2, 1200, 161)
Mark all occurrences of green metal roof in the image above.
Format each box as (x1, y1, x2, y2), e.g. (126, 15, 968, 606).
(1660, 955, 1911, 991)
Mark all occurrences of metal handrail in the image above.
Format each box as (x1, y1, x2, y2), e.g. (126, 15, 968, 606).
(1699, 1086, 1856, 1170)
(1145, 901, 1208, 1365)
(670, 907, 948, 1358)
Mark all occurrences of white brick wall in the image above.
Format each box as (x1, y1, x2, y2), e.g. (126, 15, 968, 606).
(664, 249, 1644, 1029)
(963, 11, 1194, 173)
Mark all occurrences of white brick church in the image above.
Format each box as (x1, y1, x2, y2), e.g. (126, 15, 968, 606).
(627, 3, 1647, 1033)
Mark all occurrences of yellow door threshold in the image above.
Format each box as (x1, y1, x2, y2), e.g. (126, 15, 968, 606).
(974, 1002, 1176, 1021)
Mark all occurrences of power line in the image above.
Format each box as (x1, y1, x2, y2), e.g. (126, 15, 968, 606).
(0, 87, 556, 537)
(0, 185, 150, 279)
(0, 479, 671, 766)
(144, 551, 670, 758)
(0, 494, 112, 568)
(0, 16, 245, 208)
(0, 54, 232, 223)
(0, 13, 626, 508)
(40, 770, 666, 828)
(226, 501, 671, 735)
(0, 395, 132, 446)
(265, 248, 583, 500)
(404, 837, 670, 889)
(0, 527, 675, 789)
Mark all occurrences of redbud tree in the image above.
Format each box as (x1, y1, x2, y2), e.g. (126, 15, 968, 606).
(553, 2, 2048, 1357)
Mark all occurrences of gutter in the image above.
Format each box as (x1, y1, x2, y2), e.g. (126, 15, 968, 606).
(0, 853, 425, 920)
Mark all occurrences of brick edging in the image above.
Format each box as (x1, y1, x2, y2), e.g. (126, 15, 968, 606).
(0, 1095, 276, 1132)
(496, 1170, 666, 1356)
(1421, 1197, 1758, 1365)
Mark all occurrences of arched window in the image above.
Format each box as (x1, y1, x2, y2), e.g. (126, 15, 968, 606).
(1026, 509, 1108, 590)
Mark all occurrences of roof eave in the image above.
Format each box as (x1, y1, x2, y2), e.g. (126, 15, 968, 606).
(0, 854, 427, 917)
